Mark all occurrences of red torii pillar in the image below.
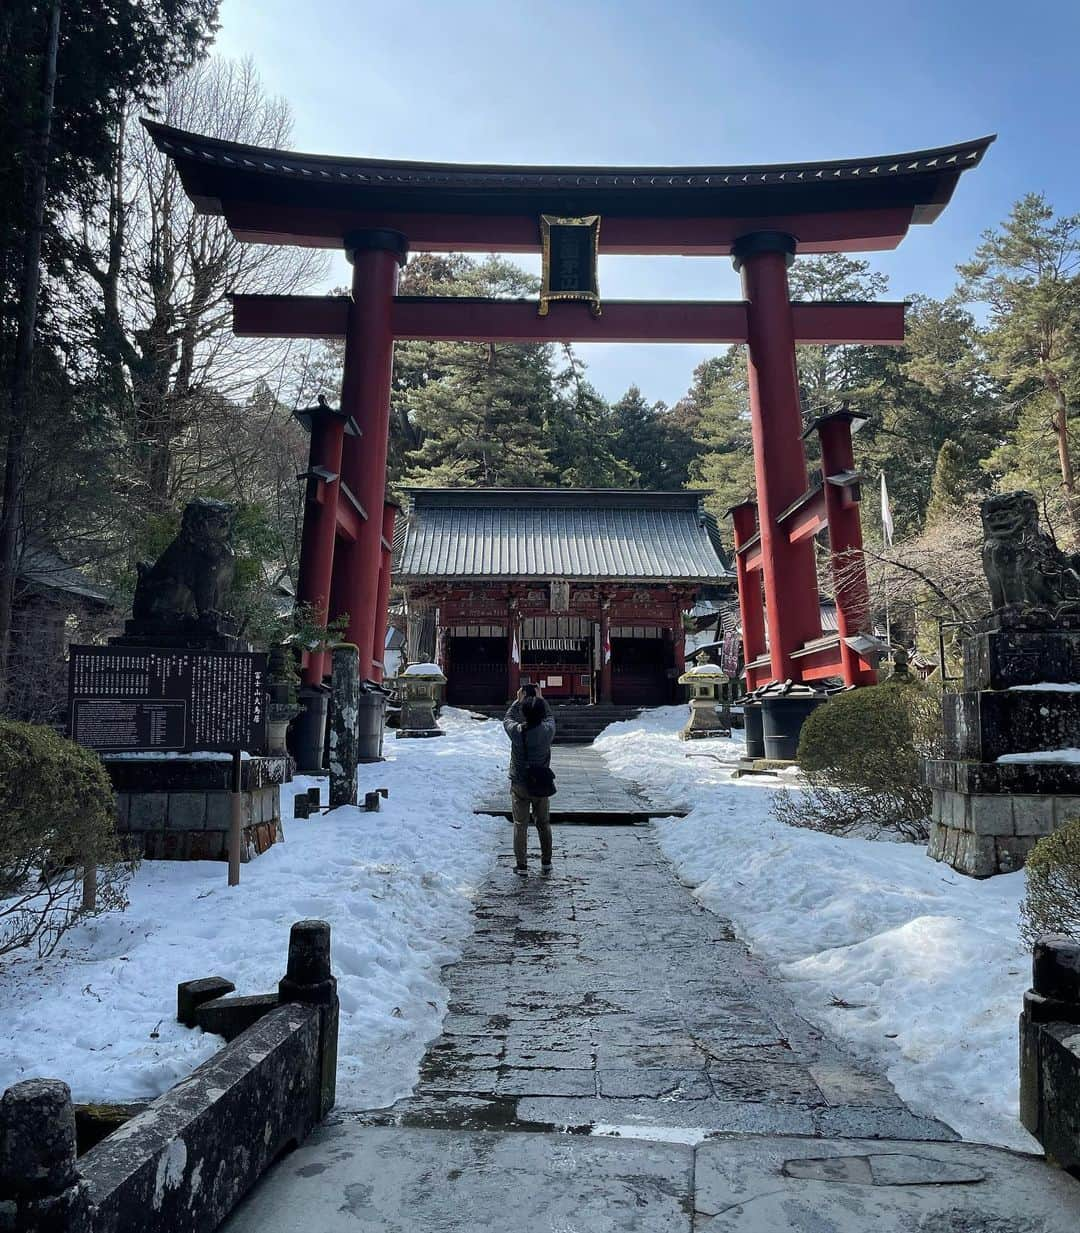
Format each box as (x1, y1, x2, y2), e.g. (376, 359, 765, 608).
(816, 412, 876, 687)
(336, 229, 408, 681)
(734, 231, 823, 682)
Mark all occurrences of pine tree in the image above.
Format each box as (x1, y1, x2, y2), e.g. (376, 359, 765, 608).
(960, 194, 1080, 539)
(608, 386, 694, 489)
(682, 350, 756, 522)
(925, 439, 969, 528)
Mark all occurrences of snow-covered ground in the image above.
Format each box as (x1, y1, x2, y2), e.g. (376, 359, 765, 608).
(0, 702, 1037, 1153)
(0, 708, 504, 1111)
(595, 706, 1036, 1153)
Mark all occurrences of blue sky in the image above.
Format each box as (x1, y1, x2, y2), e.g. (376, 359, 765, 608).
(215, 0, 1080, 405)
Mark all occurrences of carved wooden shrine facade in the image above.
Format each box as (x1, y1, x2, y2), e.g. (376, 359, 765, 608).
(148, 123, 992, 691)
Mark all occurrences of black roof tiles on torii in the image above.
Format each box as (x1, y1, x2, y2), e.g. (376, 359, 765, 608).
(142, 121, 993, 197)
(142, 121, 995, 253)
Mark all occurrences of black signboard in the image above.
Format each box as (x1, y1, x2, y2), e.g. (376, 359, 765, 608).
(539, 214, 601, 317)
(68, 646, 267, 753)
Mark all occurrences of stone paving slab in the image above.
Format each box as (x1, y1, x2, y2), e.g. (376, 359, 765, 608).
(692, 1135, 1080, 1231)
(223, 1124, 1080, 1232)
(474, 745, 686, 818)
(225, 1124, 694, 1232)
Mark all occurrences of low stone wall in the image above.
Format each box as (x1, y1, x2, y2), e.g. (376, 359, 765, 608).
(0, 920, 337, 1232)
(103, 755, 289, 862)
(1020, 935, 1080, 1175)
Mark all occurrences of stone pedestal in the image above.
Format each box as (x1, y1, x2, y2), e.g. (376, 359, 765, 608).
(329, 645, 359, 808)
(103, 755, 289, 861)
(925, 610, 1080, 877)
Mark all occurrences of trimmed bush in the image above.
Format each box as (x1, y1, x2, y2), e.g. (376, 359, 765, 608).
(0, 721, 135, 957)
(1020, 818, 1080, 946)
(773, 679, 941, 842)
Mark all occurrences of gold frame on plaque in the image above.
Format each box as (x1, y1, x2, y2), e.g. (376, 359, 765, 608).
(539, 214, 601, 317)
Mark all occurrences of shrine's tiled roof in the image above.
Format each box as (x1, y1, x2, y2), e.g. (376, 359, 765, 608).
(395, 489, 730, 583)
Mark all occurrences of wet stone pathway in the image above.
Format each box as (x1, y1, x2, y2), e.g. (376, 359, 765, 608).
(379, 825, 951, 1140)
(228, 808, 1080, 1230)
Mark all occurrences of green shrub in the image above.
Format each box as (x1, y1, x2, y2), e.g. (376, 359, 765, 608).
(1020, 818, 1080, 946)
(0, 721, 135, 957)
(773, 680, 941, 842)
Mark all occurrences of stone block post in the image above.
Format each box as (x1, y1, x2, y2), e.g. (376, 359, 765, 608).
(329, 643, 360, 809)
(278, 919, 340, 1120)
(0, 1079, 88, 1232)
(1020, 935, 1080, 1172)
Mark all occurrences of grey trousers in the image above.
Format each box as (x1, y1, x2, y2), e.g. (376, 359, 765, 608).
(511, 783, 552, 866)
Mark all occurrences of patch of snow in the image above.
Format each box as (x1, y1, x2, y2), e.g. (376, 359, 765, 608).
(152, 1138, 187, 1209)
(591, 1123, 710, 1146)
(104, 751, 254, 761)
(998, 749, 1080, 763)
(1008, 682, 1080, 692)
(0, 708, 504, 1112)
(681, 664, 728, 677)
(594, 706, 1036, 1153)
(402, 663, 443, 677)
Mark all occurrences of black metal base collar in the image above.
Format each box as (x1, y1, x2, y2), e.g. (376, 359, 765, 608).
(732, 230, 796, 271)
(344, 228, 410, 266)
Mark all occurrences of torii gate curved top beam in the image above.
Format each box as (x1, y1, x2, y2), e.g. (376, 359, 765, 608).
(144, 121, 993, 255)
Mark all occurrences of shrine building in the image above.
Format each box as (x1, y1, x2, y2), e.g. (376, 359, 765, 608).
(393, 488, 731, 707)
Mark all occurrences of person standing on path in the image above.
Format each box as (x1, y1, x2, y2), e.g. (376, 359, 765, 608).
(503, 686, 556, 876)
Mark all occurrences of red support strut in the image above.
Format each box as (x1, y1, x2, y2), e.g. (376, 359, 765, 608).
(816, 413, 876, 686)
(295, 402, 348, 687)
(735, 232, 822, 682)
(338, 229, 408, 680)
(729, 501, 769, 690)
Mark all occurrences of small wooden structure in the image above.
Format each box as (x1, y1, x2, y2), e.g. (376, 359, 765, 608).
(394, 488, 730, 708)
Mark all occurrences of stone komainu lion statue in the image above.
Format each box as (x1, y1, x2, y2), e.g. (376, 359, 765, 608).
(981, 490, 1080, 612)
(131, 499, 236, 629)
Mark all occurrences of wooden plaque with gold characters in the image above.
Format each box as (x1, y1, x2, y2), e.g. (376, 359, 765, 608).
(539, 215, 601, 317)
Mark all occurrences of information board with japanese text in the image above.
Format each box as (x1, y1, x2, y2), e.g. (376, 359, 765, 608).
(68, 646, 267, 753)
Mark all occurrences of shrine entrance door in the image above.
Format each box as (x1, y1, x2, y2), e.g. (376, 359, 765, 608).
(611, 625, 675, 706)
(520, 617, 592, 703)
(444, 624, 508, 706)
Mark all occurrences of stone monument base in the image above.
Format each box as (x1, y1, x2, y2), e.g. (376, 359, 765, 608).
(102, 754, 289, 862)
(923, 608, 1080, 877)
(925, 758, 1080, 877)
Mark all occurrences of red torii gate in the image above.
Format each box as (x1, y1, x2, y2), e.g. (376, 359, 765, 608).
(147, 123, 992, 697)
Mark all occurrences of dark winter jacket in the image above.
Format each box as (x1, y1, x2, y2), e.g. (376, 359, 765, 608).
(503, 698, 556, 786)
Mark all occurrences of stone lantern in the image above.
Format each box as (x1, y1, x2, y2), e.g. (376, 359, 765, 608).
(395, 662, 447, 738)
(678, 663, 732, 740)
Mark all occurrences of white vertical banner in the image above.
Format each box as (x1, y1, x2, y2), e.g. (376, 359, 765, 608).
(511, 626, 520, 665)
(880, 472, 894, 547)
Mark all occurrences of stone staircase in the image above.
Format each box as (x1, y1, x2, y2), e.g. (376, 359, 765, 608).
(464, 702, 642, 744)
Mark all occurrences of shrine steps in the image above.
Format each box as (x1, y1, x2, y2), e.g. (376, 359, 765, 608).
(463, 703, 642, 745)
